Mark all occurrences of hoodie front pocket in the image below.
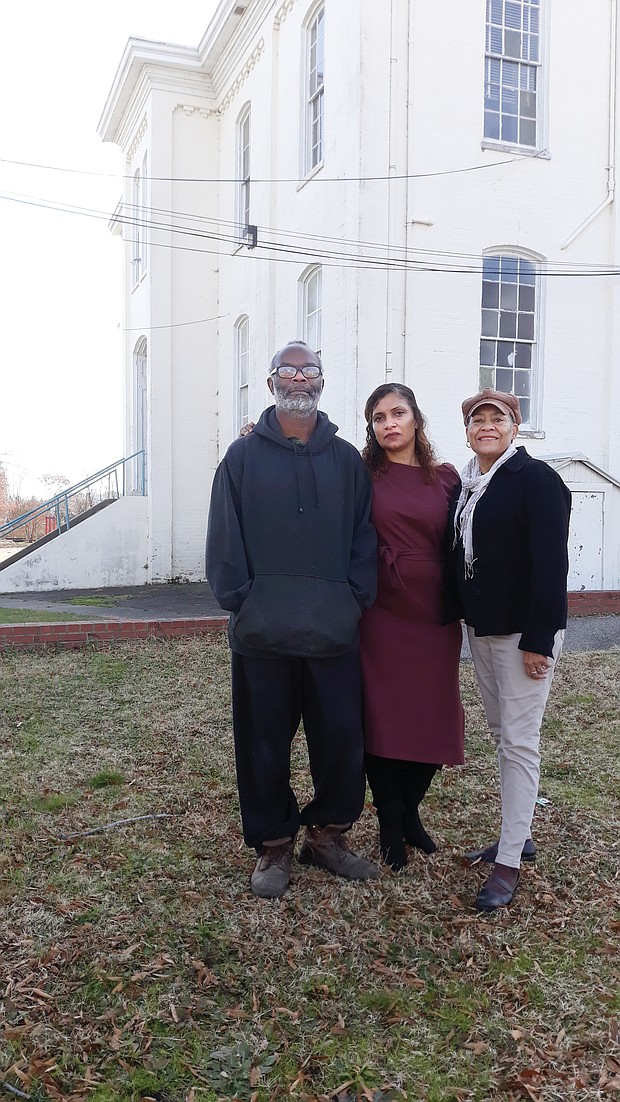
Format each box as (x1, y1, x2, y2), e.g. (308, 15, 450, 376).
(234, 574, 361, 656)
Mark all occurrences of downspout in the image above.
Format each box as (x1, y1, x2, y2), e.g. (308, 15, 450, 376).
(561, 0, 616, 249)
(384, 0, 409, 380)
(384, 0, 394, 381)
(402, 1, 411, 381)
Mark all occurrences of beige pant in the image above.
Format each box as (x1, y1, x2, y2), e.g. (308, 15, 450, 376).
(467, 628, 565, 868)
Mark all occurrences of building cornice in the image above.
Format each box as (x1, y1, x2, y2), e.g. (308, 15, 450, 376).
(98, 1, 259, 148)
(218, 38, 265, 113)
(127, 116, 148, 162)
(273, 0, 298, 30)
(98, 39, 206, 145)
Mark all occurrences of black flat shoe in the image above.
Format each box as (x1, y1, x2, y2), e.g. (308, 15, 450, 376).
(475, 867, 520, 912)
(465, 838, 536, 864)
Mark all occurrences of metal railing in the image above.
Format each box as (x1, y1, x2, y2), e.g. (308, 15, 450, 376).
(0, 451, 146, 542)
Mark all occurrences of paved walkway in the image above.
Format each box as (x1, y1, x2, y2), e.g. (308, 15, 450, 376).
(0, 581, 223, 620)
(0, 581, 619, 652)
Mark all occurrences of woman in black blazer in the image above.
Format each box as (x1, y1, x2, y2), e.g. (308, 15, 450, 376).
(452, 388, 571, 912)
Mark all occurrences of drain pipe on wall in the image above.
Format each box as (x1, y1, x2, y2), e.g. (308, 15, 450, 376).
(384, 0, 410, 382)
(561, 0, 617, 250)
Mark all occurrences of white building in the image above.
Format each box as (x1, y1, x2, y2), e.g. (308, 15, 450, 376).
(4, 0, 619, 594)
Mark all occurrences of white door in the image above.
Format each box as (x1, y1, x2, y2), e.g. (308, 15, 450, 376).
(567, 491, 604, 590)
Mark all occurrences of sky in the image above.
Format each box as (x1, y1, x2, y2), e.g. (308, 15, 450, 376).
(0, 1, 218, 498)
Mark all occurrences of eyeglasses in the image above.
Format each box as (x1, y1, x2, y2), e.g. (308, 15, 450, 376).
(270, 363, 322, 379)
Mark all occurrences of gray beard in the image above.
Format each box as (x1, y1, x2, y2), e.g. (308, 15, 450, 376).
(273, 391, 320, 417)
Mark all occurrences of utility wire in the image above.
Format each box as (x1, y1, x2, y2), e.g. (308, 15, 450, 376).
(123, 313, 229, 332)
(122, 198, 620, 272)
(4, 182, 617, 272)
(0, 152, 535, 183)
(3, 189, 620, 278)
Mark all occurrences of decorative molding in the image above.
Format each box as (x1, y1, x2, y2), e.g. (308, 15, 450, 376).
(127, 116, 148, 162)
(174, 104, 216, 118)
(274, 0, 297, 29)
(218, 38, 264, 113)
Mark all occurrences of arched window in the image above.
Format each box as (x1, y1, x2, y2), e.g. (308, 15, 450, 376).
(236, 105, 251, 242)
(131, 154, 148, 284)
(140, 152, 148, 272)
(300, 266, 322, 357)
(235, 316, 250, 432)
(479, 251, 541, 426)
(131, 169, 142, 285)
(304, 5, 325, 173)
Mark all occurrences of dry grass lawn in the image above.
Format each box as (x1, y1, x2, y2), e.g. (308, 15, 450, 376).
(0, 635, 619, 1102)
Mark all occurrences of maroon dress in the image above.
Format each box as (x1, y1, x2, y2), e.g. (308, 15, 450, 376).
(359, 462, 465, 765)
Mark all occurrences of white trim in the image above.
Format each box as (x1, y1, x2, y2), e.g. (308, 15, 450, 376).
(543, 454, 620, 489)
(298, 264, 322, 354)
(296, 159, 325, 190)
(234, 315, 250, 434)
(302, 2, 325, 177)
(481, 140, 551, 159)
(236, 102, 251, 242)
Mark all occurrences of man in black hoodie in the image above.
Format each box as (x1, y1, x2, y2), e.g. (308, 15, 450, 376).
(206, 340, 378, 897)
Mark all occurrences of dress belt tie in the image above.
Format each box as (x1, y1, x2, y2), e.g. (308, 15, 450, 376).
(379, 545, 442, 590)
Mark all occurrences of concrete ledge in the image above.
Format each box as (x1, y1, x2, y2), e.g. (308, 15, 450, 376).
(0, 616, 229, 651)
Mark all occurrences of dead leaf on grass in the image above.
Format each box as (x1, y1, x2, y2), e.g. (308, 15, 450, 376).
(464, 1041, 490, 1056)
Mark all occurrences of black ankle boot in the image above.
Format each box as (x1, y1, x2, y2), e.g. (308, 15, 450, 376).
(402, 762, 440, 855)
(403, 805, 437, 854)
(378, 811, 407, 871)
(365, 753, 408, 871)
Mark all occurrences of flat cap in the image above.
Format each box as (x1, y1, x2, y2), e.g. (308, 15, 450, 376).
(461, 387, 522, 425)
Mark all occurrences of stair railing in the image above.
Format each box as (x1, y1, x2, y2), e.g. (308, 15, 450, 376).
(0, 451, 145, 541)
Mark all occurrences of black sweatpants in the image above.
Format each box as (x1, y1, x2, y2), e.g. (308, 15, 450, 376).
(231, 649, 366, 849)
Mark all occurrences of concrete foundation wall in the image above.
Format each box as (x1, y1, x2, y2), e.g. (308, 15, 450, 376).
(0, 497, 148, 593)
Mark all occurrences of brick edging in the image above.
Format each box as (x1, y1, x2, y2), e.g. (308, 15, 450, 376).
(0, 593, 618, 651)
(567, 591, 620, 616)
(0, 617, 229, 652)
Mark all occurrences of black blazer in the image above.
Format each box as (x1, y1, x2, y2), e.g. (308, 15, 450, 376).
(447, 448, 571, 657)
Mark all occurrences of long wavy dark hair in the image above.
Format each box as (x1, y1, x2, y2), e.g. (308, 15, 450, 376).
(361, 383, 438, 480)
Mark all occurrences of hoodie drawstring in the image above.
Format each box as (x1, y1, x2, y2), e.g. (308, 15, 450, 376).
(293, 446, 304, 513)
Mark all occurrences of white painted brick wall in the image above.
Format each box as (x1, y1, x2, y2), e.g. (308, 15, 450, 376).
(100, 0, 620, 587)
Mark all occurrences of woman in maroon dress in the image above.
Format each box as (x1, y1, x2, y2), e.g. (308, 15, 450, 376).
(360, 384, 464, 870)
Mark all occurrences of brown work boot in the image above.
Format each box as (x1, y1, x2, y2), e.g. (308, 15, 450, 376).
(250, 838, 294, 898)
(298, 824, 379, 881)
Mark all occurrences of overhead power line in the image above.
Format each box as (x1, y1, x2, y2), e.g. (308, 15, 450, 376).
(2, 188, 620, 279)
(0, 151, 538, 184)
(124, 313, 229, 332)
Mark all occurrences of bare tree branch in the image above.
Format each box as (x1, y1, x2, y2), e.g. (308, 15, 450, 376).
(1, 1081, 31, 1100)
(58, 813, 177, 841)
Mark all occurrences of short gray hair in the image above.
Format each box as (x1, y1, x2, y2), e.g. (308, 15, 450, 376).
(269, 341, 322, 375)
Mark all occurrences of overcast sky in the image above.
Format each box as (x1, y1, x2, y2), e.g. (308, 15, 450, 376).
(0, 1, 218, 497)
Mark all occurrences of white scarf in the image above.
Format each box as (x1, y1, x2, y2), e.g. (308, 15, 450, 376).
(454, 442, 517, 577)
